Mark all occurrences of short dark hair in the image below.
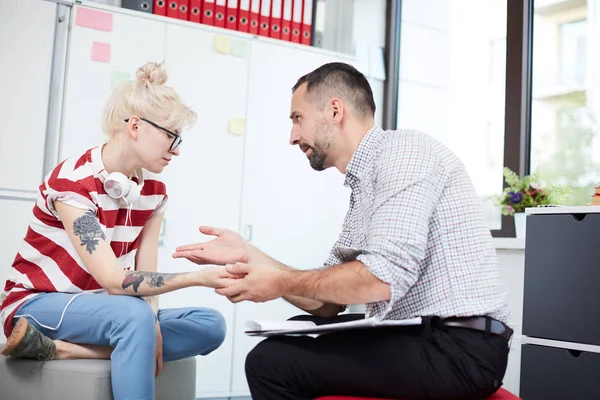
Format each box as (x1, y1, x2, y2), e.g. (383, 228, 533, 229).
(292, 62, 376, 118)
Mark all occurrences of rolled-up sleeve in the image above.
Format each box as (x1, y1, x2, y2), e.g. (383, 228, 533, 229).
(357, 138, 446, 317)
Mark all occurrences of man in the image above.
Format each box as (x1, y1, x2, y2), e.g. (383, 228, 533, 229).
(174, 62, 511, 400)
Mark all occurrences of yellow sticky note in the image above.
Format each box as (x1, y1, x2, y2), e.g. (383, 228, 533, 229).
(228, 118, 246, 136)
(213, 35, 231, 54)
(231, 39, 249, 58)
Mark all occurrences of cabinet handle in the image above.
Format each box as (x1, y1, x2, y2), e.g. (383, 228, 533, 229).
(243, 224, 253, 241)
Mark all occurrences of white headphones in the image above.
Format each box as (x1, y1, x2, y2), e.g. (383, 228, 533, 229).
(103, 171, 142, 204)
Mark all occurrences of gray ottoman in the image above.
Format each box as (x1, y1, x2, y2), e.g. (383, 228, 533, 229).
(0, 353, 196, 400)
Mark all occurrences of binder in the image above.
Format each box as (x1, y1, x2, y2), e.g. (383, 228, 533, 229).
(249, 0, 260, 35)
(178, 0, 190, 20)
(226, 0, 238, 30)
(122, 0, 153, 13)
(281, 0, 292, 42)
(270, 0, 282, 40)
(291, 0, 302, 43)
(259, 0, 271, 38)
(189, 0, 202, 22)
(153, 0, 167, 16)
(301, 0, 312, 45)
(215, 0, 226, 28)
(166, 0, 179, 18)
(202, 0, 215, 25)
(238, 0, 250, 33)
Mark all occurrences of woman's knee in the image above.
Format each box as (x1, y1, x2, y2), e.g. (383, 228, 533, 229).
(112, 297, 156, 334)
(194, 308, 226, 354)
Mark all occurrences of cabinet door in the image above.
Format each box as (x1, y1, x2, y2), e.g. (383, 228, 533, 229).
(231, 41, 355, 395)
(0, 0, 56, 191)
(60, 6, 167, 160)
(0, 198, 36, 340)
(158, 25, 250, 397)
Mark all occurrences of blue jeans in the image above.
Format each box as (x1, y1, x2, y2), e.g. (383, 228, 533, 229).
(13, 292, 226, 400)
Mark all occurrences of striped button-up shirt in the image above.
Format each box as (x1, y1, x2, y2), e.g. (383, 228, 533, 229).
(324, 126, 510, 324)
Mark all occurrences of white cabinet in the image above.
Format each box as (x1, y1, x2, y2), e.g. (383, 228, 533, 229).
(157, 24, 250, 398)
(230, 40, 353, 395)
(60, 6, 167, 161)
(0, 0, 56, 191)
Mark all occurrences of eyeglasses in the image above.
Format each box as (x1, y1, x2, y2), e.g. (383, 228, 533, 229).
(124, 117, 183, 151)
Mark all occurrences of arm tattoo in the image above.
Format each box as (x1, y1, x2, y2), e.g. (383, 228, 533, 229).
(121, 271, 180, 292)
(73, 210, 106, 254)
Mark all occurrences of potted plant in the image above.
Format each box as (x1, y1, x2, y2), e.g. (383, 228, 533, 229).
(492, 167, 572, 239)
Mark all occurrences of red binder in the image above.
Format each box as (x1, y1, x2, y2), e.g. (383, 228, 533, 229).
(238, 0, 250, 32)
(270, 0, 282, 40)
(281, 0, 292, 42)
(202, 0, 215, 25)
(226, 0, 238, 30)
(153, 0, 167, 16)
(291, 0, 302, 43)
(178, 0, 190, 20)
(259, 0, 271, 37)
(301, 0, 312, 45)
(167, 0, 179, 18)
(189, 0, 202, 22)
(249, 0, 260, 35)
(215, 0, 226, 28)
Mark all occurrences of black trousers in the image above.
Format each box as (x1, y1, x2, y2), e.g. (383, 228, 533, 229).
(245, 314, 510, 400)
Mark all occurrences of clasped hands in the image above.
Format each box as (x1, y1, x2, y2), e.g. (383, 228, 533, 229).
(172, 226, 287, 303)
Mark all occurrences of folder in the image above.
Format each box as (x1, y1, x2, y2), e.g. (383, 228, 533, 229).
(189, 0, 202, 22)
(215, 0, 226, 28)
(301, 0, 312, 45)
(122, 0, 153, 13)
(237, 0, 250, 32)
(153, 0, 167, 16)
(291, 0, 302, 43)
(249, 0, 260, 35)
(270, 0, 282, 40)
(202, 0, 215, 25)
(226, 0, 238, 30)
(281, 0, 292, 42)
(178, 0, 190, 20)
(166, 0, 179, 18)
(259, 0, 271, 37)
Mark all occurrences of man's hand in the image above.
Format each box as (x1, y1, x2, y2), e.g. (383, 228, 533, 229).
(155, 322, 163, 377)
(215, 262, 287, 303)
(173, 226, 249, 266)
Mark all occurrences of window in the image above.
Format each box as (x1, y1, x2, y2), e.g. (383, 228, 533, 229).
(531, 1, 596, 206)
(396, 0, 508, 229)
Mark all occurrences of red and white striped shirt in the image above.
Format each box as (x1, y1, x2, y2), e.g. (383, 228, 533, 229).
(1, 146, 168, 336)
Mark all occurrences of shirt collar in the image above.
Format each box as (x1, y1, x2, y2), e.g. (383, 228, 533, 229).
(344, 125, 384, 187)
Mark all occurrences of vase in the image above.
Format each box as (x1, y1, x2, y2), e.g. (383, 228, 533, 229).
(514, 212, 526, 239)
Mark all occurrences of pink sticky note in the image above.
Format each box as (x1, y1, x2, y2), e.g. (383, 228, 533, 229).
(76, 7, 113, 32)
(91, 42, 111, 63)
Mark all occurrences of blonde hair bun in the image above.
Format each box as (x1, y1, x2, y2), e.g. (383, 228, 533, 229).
(134, 62, 168, 88)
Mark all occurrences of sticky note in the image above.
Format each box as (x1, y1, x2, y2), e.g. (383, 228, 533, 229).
(92, 42, 111, 63)
(228, 118, 246, 136)
(231, 39, 249, 58)
(369, 45, 386, 81)
(213, 35, 231, 54)
(111, 71, 131, 90)
(75, 7, 113, 32)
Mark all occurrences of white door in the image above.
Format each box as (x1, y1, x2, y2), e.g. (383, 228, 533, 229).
(0, 0, 56, 192)
(60, 5, 167, 160)
(159, 24, 250, 398)
(231, 41, 355, 395)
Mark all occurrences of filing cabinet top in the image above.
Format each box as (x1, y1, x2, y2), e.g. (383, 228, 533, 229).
(526, 206, 600, 215)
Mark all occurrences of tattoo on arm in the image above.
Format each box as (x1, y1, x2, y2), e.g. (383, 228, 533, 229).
(73, 210, 106, 254)
(121, 271, 180, 293)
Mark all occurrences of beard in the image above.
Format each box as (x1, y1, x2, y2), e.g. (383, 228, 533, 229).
(307, 124, 334, 171)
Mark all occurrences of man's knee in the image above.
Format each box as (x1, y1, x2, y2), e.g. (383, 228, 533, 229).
(245, 338, 281, 376)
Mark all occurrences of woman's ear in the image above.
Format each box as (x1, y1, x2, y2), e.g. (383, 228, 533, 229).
(127, 116, 141, 139)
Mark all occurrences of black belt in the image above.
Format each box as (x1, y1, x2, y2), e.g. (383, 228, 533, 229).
(442, 317, 513, 340)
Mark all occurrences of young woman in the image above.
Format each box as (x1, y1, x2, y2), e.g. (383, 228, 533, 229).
(0, 62, 234, 400)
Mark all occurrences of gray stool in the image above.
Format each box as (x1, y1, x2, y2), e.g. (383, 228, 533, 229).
(0, 352, 196, 400)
